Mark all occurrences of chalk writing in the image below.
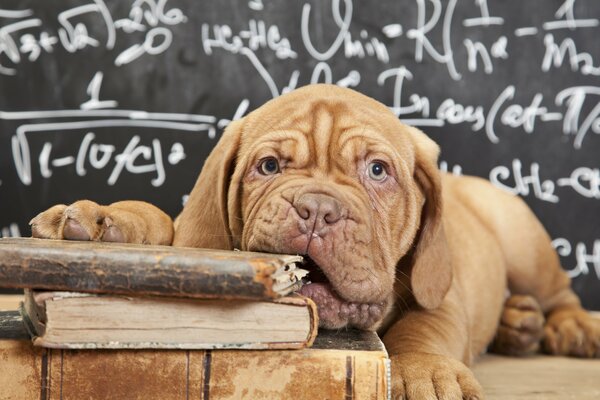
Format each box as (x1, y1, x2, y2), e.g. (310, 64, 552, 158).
(375, 77, 589, 147)
(11, 118, 211, 186)
(0, 223, 20, 238)
(3, 70, 224, 186)
(543, 0, 599, 31)
(489, 159, 600, 203)
(557, 167, 600, 199)
(554, 238, 600, 280)
(439, 161, 463, 176)
(490, 159, 559, 203)
(202, 20, 296, 60)
(0, 0, 185, 74)
(555, 86, 600, 149)
(542, 34, 600, 77)
(301, 0, 388, 63)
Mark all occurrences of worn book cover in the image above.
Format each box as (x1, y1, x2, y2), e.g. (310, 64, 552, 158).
(0, 317, 390, 400)
(21, 291, 318, 350)
(0, 238, 307, 300)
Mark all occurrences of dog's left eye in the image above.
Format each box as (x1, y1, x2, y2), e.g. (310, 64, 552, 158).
(259, 157, 280, 175)
(367, 161, 387, 181)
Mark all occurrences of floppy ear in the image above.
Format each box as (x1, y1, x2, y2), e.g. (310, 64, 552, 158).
(172, 119, 244, 249)
(406, 126, 452, 310)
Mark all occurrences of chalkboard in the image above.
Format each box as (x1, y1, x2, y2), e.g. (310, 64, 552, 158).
(0, 0, 599, 309)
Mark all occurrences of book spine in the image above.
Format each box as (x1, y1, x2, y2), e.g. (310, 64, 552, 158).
(0, 340, 389, 400)
(0, 311, 29, 340)
(0, 238, 299, 300)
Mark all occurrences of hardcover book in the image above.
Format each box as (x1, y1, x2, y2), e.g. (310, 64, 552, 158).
(21, 290, 318, 350)
(0, 238, 308, 300)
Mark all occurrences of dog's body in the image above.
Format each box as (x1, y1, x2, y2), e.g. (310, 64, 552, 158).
(31, 85, 599, 399)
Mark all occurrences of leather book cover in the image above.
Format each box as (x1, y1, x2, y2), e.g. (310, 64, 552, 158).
(0, 238, 306, 300)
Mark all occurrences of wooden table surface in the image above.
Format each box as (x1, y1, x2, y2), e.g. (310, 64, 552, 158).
(0, 295, 20, 311)
(474, 354, 600, 400)
(2, 295, 599, 399)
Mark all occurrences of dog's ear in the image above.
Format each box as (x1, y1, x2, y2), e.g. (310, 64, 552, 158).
(172, 119, 245, 249)
(406, 126, 452, 310)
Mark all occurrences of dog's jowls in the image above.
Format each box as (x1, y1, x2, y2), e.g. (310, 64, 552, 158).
(30, 84, 600, 399)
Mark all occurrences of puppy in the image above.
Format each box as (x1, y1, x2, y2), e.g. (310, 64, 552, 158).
(31, 84, 600, 399)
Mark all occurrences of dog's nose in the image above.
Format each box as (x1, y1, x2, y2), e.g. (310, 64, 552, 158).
(294, 193, 343, 225)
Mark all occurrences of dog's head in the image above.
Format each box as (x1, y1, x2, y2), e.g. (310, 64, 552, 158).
(175, 84, 451, 330)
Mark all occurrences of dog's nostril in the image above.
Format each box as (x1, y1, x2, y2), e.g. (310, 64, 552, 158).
(324, 211, 339, 224)
(294, 193, 343, 224)
(298, 206, 311, 220)
(295, 195, 319, 220)
(319, 198, 342, 224)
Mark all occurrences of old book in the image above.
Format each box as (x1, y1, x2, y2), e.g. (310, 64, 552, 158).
(21, 290, 318, 350)
(0, 310, 28, 340)
(0, 238, 307, 300)
(0, 321, 390, 400)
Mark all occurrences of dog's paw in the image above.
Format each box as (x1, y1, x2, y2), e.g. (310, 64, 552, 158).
(543, 307, 600, 358)
(29, 204, 68, 240)
(30, 200, 124, 242)
(489, 294, 545, 356)
(390, 352, 483, 400)
(29, 200, 173, 244)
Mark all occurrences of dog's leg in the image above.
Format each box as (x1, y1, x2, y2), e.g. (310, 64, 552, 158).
(383, 293, 484, 400)
(30, 200, 173, 245)
(489, 294, 545, 356)
(496, 197, 600, 358)
(455, 178, 600, 358)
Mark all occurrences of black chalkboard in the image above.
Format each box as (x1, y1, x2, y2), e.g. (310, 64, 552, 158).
(0, 0, 599, 309)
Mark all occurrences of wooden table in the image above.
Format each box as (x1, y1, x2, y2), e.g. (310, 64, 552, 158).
(474, 354, 600, 399)
(0, 294, 21, 311)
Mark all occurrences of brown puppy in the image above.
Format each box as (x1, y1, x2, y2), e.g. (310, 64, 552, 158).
(31, 84, 600, 399)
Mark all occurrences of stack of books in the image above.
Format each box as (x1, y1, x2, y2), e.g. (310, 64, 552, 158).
(0, 238, 391, 399)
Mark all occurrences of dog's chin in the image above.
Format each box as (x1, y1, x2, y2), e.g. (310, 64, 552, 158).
(297, 258, 386, 331)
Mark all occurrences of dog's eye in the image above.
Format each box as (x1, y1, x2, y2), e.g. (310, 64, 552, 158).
(367, 161, 387, 181)
(259, 157, 280, 175)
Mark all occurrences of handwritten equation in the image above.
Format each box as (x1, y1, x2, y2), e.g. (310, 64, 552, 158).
(1, 1, 599, 148)
(0, 0, 187, 75)
(197, 0, 600, 149)
(553, 238, 600, 280)
(3, 70, 249, 187)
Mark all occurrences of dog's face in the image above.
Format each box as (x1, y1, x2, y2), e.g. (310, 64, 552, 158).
(176, 85, 452, 330)
(233, 92, 422, 330)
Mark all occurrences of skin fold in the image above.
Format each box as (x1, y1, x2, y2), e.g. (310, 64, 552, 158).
(31, 84, 600, 400)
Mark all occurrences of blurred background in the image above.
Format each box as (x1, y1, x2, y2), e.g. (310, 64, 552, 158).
(0, 0, 598, 308)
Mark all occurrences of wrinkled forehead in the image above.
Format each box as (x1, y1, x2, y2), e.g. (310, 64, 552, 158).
(238, 87, 416, 166)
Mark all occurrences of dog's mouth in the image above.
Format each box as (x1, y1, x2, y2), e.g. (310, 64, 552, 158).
(300, 256, 329, 284)
(297, 256, 386, 330)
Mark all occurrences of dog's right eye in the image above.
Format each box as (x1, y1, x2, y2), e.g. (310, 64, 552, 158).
(367, 161, 388, 181)
(258, 157, 280, 175)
